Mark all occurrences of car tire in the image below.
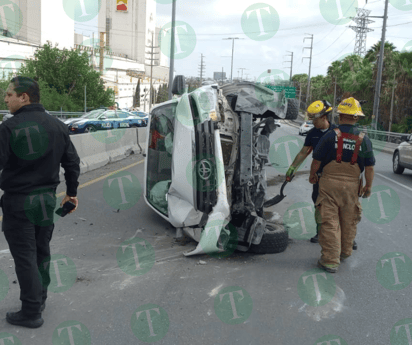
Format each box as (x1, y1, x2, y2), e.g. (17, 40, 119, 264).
(285, 98, 299, 120)
(84, 125, 97, 133)
(393, 151, 404, 174)
(249, 223, 289, 254)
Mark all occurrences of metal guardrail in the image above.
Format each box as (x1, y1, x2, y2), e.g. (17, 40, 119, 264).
(0, 110, 84, 119)
(361, 128, 409, 144)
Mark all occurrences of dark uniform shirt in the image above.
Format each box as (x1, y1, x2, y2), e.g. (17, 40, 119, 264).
(313, 124, 375, 173)
(0, 104, 80, 196)
(304, 123, 337, 151)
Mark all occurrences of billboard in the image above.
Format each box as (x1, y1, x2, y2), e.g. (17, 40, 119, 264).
(117, 0, 128, 11)
(214, 72, 226, 81)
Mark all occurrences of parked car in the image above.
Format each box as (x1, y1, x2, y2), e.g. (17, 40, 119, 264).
(393, 134, 412, 174)
(299, 120, 314, 135)
(144, 77, 296, 257)
(130, 111, 149, 127)
(67, 109, 146, 134)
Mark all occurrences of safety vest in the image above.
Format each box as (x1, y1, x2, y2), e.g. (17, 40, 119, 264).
(333, 128, 365, 165)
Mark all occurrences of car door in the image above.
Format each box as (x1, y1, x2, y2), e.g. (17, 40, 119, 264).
(116, 111, 132, 128)
(403, 134, 412, 168)
(99, 111, 117, 130)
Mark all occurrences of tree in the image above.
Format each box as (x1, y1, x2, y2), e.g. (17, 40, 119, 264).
(15, 42, 114, 111)
(133, 79, 140, 108)
(365, 41, 397, 62)
(156, 83, 169, 103)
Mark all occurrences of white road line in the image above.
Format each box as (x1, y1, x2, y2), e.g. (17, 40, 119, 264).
(376, 173, 412, 192)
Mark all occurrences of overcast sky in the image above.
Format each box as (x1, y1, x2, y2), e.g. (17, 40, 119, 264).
(75, 0, 412, 81)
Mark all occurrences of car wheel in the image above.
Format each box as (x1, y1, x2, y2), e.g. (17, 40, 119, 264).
(84, 125, 97, 133)
(249, 223, 289, 254)
(285, 98, 299, 120)
(393, 151, 404, 174)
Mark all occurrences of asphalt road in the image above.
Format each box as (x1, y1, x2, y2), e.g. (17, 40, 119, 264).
(0, 122, 411, 345)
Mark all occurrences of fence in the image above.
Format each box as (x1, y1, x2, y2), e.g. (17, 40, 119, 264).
(0, 109, 85, 119)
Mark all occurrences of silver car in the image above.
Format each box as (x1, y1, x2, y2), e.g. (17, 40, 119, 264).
(393, 134, 412, 174)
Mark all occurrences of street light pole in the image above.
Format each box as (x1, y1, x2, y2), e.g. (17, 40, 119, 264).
(168, 0, 177, 100)
(223, 37, 242, 82)
(84, 84, 87, 113)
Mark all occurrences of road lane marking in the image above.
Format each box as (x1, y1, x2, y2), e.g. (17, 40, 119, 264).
(0, 159, 145, 222)
(376, 172, 412, 192)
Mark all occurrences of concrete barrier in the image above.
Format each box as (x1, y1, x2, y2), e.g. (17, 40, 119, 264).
(59, 127, 147, 178)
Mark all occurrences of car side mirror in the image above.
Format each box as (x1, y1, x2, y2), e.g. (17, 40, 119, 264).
(172, 75, 186, 95)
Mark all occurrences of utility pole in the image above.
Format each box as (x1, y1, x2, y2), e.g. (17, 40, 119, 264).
(222, 37, 243, 82)
(146, 32, 159, 111)
(371, 0, 389, 130)
(349, 8, 374, 56)
(238, 68, 246, 81)
(199, 54, 206, 85)
(298, 82, 302, 114)
(388, 82, 397, 133)
(168, 0, 177, 100)
(284, 51, 294, 81)
(221, 67, 224, 85)
(333, 78, 337, 124)
(84, 85, 87, 113)
(91, 32, 95, 68)
(99, 32, 106, 74)
(303, 34, 313, 106)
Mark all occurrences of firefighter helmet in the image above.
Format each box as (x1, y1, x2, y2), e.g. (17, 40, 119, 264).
(307, 100, 333, 120)
(337, 97, 365, 116)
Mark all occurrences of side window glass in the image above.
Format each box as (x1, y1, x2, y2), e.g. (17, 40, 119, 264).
(118, 112, 129, 119)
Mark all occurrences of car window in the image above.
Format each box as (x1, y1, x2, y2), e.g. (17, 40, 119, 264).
(118, 112, 130, 119)
(103, 111, 118, 119)
(84, 109, 105, 119)
(306, 121, 313, 124)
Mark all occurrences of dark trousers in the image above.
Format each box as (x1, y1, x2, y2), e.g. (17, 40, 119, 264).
(1, 192, 55, 318)
(312, 181, 320, 234)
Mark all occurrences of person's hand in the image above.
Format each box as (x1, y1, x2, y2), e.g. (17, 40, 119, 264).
(360, 186, 372, 198)
(60, 195, 78, 214)
(309, 173, 318, 184)
(286, 166, 296, 181)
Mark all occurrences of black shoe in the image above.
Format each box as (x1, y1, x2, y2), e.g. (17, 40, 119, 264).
(310, 234, 319, 243)
(317, 260, 338, 273)
(6, 311, 44, 328)
(41, 302, 46, 312)
(353, 241, 357, 250)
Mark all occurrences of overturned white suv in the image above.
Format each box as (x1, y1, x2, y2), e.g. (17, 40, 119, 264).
(144, 76, 299, 256)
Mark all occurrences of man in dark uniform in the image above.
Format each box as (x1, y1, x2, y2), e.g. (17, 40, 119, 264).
(309, 97, 375, 273)
(0, 76, 80, 328)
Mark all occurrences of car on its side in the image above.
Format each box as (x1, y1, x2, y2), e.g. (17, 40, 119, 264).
(393, 134, 412, 174)
(299, 120, 314, 135)
(67, 109, 146, 134)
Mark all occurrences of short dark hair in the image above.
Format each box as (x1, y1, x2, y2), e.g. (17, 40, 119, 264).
(10, 76, 40, 103)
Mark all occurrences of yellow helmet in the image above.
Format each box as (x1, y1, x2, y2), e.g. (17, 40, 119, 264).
(337, 97, 365, 116)
(307, 100, 333, 119)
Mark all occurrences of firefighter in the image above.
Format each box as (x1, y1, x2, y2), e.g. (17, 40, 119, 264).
(309, 97, 375, 273)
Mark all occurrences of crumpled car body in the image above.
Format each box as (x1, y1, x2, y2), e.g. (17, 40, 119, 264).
(144, 82, 288, 256)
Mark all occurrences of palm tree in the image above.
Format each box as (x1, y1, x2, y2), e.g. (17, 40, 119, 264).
(365, 41, 397, 62)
